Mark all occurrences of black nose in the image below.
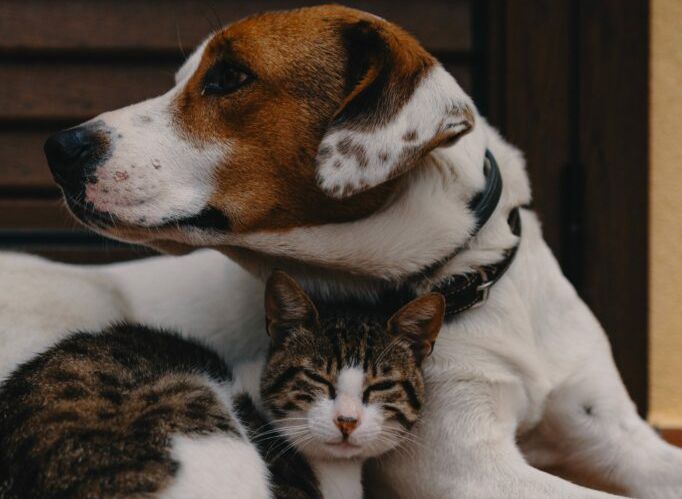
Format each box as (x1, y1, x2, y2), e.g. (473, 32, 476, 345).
(44, 126, 104, 191)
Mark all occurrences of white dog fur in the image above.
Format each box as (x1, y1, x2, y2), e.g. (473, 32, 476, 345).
(2, 23, 682, 499)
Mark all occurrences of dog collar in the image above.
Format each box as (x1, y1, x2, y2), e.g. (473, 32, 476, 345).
(413, 149, 522, 321)
(433, 207, 521, 320)
(413, 150, 504, 281)
(470, 149, 504, 232)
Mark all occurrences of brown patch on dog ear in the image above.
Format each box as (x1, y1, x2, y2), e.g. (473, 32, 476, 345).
(333, 19, 434, 129)
(315, 17, 476, 199)
(265, 270, 319, 345)
(387, 293, 445, 363)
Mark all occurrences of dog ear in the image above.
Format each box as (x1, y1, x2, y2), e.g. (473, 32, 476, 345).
(265, 270, 319, 346)
(387, 293, 445, 364)
(315, 19, 475, 199)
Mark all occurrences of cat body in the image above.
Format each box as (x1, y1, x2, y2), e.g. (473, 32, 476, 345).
(0, 324, 273, 499)
(0, 272, 444, 499)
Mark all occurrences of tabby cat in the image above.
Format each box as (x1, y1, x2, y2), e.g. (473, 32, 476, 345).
(0, 271, 444, 499)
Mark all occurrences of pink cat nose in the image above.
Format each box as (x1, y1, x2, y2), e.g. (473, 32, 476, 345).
(335, 415, 359, 437)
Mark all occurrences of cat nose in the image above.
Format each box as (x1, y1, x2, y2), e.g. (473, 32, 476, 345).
(335, 415, 359, 437)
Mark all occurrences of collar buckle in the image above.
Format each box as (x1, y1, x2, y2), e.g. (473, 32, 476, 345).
(471, 269, 495, 309)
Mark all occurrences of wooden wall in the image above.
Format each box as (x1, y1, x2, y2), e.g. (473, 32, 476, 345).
(482, 0, 649, 414)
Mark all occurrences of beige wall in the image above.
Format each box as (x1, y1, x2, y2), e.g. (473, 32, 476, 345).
(649, 0, 682, 427)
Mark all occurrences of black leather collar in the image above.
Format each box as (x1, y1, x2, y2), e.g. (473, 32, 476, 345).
(470, 150, 504, 232)
(412, 150, 505, 282)
(432, 207, 521, 320)
(414, 149, 522, 321)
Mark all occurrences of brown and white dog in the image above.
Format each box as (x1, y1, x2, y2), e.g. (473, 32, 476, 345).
(2, 5, 681, 498)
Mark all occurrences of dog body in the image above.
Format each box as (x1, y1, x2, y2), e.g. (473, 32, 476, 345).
(4, 6, 682, 498)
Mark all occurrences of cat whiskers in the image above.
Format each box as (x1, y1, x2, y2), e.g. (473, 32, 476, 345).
(250, 416, 308, 437)
(379, 426, 424, 459)
(252, 424, 308, 444)
(266, 433, 314, 463)
(252, 418, 312, 460)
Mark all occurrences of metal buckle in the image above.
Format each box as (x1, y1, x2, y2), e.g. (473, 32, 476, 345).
(471, 269, 495, 309)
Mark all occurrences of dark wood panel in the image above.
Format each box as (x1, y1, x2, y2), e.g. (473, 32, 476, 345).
(0, 0, 471, 54)
(0, 130, 55, 188)
(578, 0, 649, 413)
(483, 0, 650, 413)
(442, 63, 472, 97)
(0, 199, 78, 230)
(0, 62, 176, 121)
(504, 1, 573, 262)
(475, 0, 504, 123)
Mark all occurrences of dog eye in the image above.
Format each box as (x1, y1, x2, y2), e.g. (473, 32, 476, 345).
(202, 62, 252, 96)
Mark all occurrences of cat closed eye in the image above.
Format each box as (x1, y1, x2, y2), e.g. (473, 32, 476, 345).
(362, 380, 398, 403)
(302, 369, 336, 398)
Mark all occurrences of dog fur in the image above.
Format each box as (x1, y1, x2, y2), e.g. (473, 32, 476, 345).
(3, 6, 682, 498)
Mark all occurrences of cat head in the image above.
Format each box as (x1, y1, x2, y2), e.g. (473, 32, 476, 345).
(261, 270, 444, 460)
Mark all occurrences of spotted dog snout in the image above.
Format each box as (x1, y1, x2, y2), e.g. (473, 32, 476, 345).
(44, 124, 110, 196)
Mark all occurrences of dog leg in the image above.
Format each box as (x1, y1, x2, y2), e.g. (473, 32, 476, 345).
(521, 357, 682, 499)
(369, 378, 625, 499)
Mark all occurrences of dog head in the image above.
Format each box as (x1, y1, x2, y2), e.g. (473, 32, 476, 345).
(44, 5, 476, 262)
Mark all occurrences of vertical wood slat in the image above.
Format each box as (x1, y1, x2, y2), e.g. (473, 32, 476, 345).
(577, 0, 649, 414)
(499, 0, 573, 262)
(473, 0, 505, 124)
(484, 0, 649, 413)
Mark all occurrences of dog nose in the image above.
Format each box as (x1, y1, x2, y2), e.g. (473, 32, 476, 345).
(44, 126, 102, 191)
(335, 416, 359, 437)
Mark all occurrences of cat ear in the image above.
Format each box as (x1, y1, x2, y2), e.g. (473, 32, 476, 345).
(265, 270, 319, 345)
(315, 19, 475, 199)
(387, 293, 445, 363)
